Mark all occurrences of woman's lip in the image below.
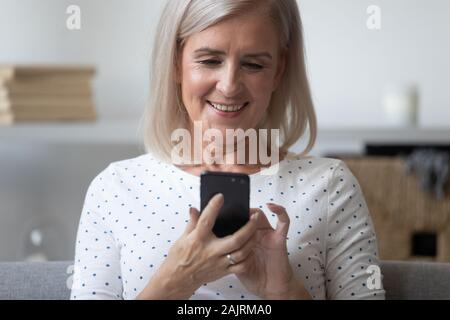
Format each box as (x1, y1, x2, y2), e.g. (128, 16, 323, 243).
(207, 101, 249, 118)
(207, 100, 248, 106)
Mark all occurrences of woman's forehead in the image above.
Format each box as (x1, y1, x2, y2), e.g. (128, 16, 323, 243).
(184, 15, 279, 53)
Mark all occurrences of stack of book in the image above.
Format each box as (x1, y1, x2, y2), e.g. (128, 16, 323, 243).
(0, 65, 97, 124)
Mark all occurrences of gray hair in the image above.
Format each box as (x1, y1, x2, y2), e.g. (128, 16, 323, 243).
(141, 0, 317, 163)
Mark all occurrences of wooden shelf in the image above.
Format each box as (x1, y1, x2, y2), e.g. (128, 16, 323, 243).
(0, 118, 143, 144)
(316, 127, 450, 144)
(1, 121, 449, 148)
(296, 126, 450, 156)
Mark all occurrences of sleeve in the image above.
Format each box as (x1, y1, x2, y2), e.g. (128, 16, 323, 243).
(70, 165, 123, 300)
(324, 160, 385, 300)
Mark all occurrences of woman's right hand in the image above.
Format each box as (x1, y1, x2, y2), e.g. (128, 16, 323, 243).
(137, 193, 260, 300)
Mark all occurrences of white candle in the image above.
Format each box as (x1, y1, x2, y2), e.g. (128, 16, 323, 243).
(382, 84, 419, 127)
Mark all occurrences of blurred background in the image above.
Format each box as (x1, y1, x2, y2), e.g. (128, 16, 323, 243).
(0, 0, 449, 262)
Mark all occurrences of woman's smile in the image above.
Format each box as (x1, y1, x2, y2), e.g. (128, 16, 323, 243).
(207, 100, 249, 118)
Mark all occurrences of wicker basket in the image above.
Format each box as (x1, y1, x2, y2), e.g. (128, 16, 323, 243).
(340, 156, 450, 262)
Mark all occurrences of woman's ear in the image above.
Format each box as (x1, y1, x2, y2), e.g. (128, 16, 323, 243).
(272, 50, 286, 92)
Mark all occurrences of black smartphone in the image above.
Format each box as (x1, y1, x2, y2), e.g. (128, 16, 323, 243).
(200, 171, 250, 238)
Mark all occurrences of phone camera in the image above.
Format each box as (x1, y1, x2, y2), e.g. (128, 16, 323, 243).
(231, 178, 236, 182)
(240, 179, 245, 184)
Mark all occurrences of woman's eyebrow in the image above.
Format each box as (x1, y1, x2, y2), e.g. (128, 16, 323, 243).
(193, 47, 272, 60)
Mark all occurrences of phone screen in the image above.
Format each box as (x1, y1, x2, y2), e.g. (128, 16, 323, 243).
(200, 171, 250, 238)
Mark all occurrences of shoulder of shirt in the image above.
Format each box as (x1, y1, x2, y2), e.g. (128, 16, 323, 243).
(283, 152, 346, 173)
(109, 153, 159, 170)
(91, 153, 162, 182)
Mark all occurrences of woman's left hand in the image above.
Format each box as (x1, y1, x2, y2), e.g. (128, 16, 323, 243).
(228, 203, 310, 300)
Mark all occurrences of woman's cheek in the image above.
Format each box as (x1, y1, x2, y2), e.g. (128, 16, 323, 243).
(190, 68, 216, 91)
(182, 73, 207, 101)
(248, 78, 274, 103)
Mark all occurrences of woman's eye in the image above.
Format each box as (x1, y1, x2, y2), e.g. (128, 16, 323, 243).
(199, 60, 221, 66)
(243, 63, 263, 70)
(198, 60, 263, 70)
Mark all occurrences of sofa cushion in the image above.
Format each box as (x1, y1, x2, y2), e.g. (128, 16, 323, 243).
(0, 261, 71, 300)
(382, 260, 450, 300)
(1, 260, 450, 299)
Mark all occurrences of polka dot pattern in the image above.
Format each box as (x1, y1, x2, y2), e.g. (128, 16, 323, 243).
(70, 153, 385, 300)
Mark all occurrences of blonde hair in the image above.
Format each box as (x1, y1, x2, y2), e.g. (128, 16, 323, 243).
(141, 0, 317, 163)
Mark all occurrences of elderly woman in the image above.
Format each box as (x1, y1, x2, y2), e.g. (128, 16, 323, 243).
(71, 0, 385, 300)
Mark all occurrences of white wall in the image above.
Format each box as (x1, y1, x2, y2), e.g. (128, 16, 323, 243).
(1, 0, 450, 261)
(1, 0, 449, 126)
(0, 0, 161, 119)
(300, 0, 450, 128)
(0, 143, 141, 261)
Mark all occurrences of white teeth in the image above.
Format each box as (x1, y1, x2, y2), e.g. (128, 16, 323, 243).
(209, 102, 246, 112)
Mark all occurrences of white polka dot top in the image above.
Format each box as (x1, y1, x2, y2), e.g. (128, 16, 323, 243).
(70, 152, 385, 300)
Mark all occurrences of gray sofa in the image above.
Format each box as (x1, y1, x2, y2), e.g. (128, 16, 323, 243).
(0, 260, 450, 300)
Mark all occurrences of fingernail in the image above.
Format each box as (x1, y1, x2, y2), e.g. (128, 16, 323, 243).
(216, 193, 224, 201)
(252, 212, 259, 220)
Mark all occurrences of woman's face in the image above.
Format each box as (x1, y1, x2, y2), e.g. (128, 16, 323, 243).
(177, 13, 286, 134)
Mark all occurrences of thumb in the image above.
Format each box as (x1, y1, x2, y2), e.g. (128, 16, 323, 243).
(185, 207, 200, 234)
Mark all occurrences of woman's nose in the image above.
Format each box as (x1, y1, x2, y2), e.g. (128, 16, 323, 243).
(216, 64, 242, 98)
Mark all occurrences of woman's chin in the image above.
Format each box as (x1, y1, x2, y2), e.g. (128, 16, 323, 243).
(201, 121, 250, 133)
